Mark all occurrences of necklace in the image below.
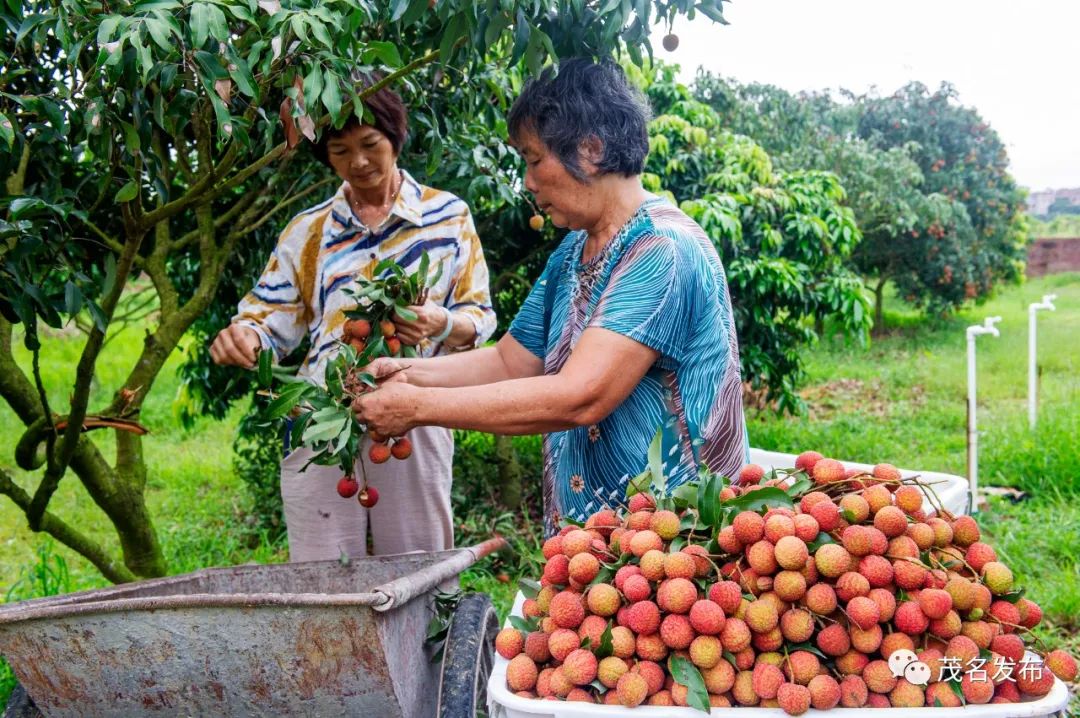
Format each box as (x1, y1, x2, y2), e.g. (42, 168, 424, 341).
(349, 169, 402, 222)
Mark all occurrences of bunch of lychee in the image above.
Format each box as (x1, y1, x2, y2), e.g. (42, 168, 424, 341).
(343, 317, 408, 357)
(498, 451, 1077, 714)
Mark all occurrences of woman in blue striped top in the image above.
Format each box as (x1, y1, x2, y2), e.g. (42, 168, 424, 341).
(356, 58, 749, 535)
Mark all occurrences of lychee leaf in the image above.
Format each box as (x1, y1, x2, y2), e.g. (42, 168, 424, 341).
(698, 472, 721, 527)
(947, 678, 966, 703)
(785, 478, 813, 497)
(670, 536, 686, 552)
(625, 468, 651, 499)
(518, 578, 541, 599)
(840, 508, 858, 523)
(722, 487, 793, 513)
(806, 532, 835, 552)
(647, 426, 666, 496)
(257, 348, 272, 387)
(722, 650, 737, 666)
(672, 482, 698, 510)
(579, 636, 591, 650)
(588, 679, 606, 693)
(787, 641, 828, 660)
(998, 587, 1026, 604)
(594, 623, 614, 658)
(509, 616, 536, 633)
(669, 655, 710, 713)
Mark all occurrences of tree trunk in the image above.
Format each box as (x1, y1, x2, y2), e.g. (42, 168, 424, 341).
(493, 434, 522, 509)
(873, 277, 887, 336)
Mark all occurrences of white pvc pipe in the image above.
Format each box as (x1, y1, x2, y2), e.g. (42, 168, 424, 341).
(1028, 294, 1057, 431)
(966, 316, 1001, 512)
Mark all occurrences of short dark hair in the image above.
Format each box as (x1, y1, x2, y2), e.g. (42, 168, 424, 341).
(507, 58, 651, 181)
(313, 74, 408, 164)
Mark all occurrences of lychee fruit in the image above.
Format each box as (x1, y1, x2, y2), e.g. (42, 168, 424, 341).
(752, 662, 785, 699)
(615, 671, 648, 706)
(720, 617, 752, 652)
(1017, 598, 1043, 628)
(629, 530, 663, 557)
(812, 458, 845, 485)
(839, 674, 868, 707)
(891, 678, 926, 707)
(961, 673, 994, 704)
(689, 635, 722, 668)
(951, 515, 981, 546)
(390, 436, 412, 460)
(496, 628, 524, 659)
(863, 659, 897, 694)
(689, 599, 726, 635)
(506, 654, 538, 692)
(587, 583, 620, 617)
(764, 514, 796, 543)
(649, 510, 681, 540)
(336, 476, 359, 498)
(777, 682, 811, 716)
(659, 613, 695, 649)
(786, 650, 821, 685)
(747, 540, 778, 575)
(918, 588, 953, 620)
(663, 551, 697, 580)
(578, 615, 608, 647)
(635, 632, 668, 661)
(1046, 649, 1078, 682)
(739, 463, 766, 484)
(817, 623, 850, 657)
(895, 601, 930, 635)
(872, 463, 902, 483)
(745, 599, 779, 633)
(809, 500, 841, 531)
(981, 561, 1014, 595)
(774, 570, 807, 602)
(562, 648, 598, 685)
(568, 552, 599, 585)
(894, 485, 924, 513)
(628, 492, 655, 512)
(847, 596, 881, 629)
(733, 511, 765, 544)
(815, 543, 854, 578)
(626, 600, 661, 635)
(657, 578, 697, 614)
(774, 535, 809, 570)
(610, 626, 636, 659)
(623, 573, 652, 603)
(523, 631, 550, 663)
(966, 542, 997, 572)
(836, 571, 871, 602)
(807, 674, 841, 710)
(795, 450, 824, 473)
(874, 505, 908, 537)
(368, 442, 391, 464)
(708, 580, 742, 614)
(780, 608, 814, 643)
(1016, 660, 1055, 697)
(358, 486, 379, 507)
(550, 591, 585, 629)
(805, 582, 838, 615)
(561, 529, 593, 556)
(990, 633, 1026, 663)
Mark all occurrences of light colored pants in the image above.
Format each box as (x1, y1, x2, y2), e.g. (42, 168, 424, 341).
(280, 425, 455, 562)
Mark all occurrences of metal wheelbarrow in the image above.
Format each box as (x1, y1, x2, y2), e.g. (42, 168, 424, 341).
(0, 538, 505, 718)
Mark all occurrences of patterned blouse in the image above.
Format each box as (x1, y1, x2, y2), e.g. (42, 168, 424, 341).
(509, 196, 749, 534)
(234, 170, 497, 383)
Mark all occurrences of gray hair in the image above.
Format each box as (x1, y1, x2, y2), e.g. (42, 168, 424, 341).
(507, 58, 652, 182)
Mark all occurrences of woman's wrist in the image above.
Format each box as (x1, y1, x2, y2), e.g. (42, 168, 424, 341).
(429, 306, 454, 343)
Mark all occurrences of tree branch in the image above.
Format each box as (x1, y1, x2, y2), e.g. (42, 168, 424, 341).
(0, 469, 136, 583)
(229, 176, 336, 240)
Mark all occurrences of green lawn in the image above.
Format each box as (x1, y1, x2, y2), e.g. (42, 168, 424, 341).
(1, 273, 1078, 709)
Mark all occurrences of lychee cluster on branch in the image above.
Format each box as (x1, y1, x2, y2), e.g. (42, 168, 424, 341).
(499, 450, 1075, 713)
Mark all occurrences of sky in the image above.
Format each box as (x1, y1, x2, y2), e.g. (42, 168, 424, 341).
(649, 0, 1080, 191)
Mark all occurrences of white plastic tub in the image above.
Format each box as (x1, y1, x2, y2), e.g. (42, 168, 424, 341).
(488, 592, 1071, 717)
(746, 449, 972, 519)
(486, 451, 1069, 717)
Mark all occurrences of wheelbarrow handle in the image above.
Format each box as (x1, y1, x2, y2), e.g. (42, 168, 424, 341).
(371, 537, 508, 612)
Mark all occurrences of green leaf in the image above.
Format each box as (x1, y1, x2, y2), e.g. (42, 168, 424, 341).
(190, 2, 209, 46)
(722, 487, 793, 513)
(367, 40, 402, 67)
(594, 623, 614, 659)
(144, 17, 173, 52)
(669, 656, 710, 713)
(389, 0, 410, 21)
(193, 50, 228, 80)
(257, 348, 273, 388)
(227, 52, 258, 100)
(97, 15, 123, 45)
(806, 531, 836, 553)
(0, 113, 14, 149)
(394, 305, 418, 322)
(518, 578, 541, 599)
(206, 3, 229, 42)
(303, 416, 348, 444)
(508, 616, 534, 633)
(115, 181, 138, 202)
(321, 73, 342, 122)
(264, 381, 312, 420)
(63, 282, 82, 316)
(647, 426, 665, 495)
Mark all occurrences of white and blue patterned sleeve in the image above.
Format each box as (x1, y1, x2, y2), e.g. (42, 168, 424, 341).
(508, 249, 563, 359)
(232, 225, 310, 361)
(445, 206, 497, 348)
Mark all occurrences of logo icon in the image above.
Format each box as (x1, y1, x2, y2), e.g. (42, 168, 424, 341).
(888, 649, 931, 686)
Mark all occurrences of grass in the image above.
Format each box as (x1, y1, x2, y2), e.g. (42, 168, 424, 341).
(0, 273, 1078, 709)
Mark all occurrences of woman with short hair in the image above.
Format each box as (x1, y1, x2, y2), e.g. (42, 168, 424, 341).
(354, 58, 748, 534)
(211, 79, 497, 560)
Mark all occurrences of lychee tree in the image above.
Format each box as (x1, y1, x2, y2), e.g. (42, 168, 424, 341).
(0, 0, 729, 582)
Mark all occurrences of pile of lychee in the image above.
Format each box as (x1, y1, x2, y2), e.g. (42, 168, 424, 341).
(497, 451, 1077, 714)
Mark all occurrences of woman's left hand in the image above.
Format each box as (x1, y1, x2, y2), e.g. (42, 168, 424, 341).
(353, 381, 423, 438)
(393, 300, 447, 346)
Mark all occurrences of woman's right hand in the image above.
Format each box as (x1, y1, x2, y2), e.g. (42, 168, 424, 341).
(210, 324, 262, 369)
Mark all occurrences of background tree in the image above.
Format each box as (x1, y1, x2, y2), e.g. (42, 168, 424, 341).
(0, 0, 728, 582)
(633, 65, 871, 413)
(693, 72, 1029, 320)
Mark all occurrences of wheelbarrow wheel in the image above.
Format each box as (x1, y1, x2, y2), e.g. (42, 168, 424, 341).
(436, 592, 498, 718)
